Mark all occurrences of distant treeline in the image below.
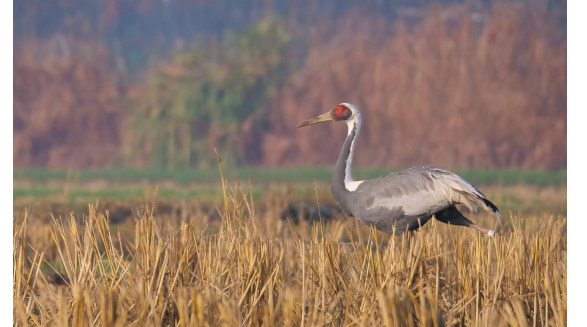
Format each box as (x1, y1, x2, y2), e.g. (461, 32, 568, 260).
(14, 1, 566, 170)
(15, 167, 566, 187)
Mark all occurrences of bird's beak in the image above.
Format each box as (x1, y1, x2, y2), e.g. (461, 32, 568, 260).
(297, 111, 333, 128)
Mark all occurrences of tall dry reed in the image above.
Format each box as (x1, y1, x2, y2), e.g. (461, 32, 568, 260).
(14, 184, 566, 326)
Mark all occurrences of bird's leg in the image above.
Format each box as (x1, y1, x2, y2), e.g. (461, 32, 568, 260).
(435, 206, 496, 236)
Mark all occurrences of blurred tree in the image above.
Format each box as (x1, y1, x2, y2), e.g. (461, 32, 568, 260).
(14, 39, 124, 168)
(13, 1, 566, 170)
(123, 17, 292, 168)
(261, 4, 566, 170)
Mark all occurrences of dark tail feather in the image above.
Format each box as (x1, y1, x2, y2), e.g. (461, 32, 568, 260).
(479, 196, 502, 225)
(481, 197, 499, 213)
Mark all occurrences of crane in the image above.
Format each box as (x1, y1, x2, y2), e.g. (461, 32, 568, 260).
(297, 103, 502, 236)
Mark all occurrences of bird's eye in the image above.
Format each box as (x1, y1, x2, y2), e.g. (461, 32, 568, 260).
(333, 105, 349, 120)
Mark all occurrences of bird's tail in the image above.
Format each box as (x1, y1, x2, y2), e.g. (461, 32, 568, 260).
(455, 187, 503, 228)
(478, 195, 502, 226)
(442, 173, 503, 229)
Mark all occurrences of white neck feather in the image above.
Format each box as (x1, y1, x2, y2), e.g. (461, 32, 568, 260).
(344, 107, 364, 192)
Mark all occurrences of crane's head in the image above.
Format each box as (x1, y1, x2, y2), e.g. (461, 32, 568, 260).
(297, 103, 358, 128)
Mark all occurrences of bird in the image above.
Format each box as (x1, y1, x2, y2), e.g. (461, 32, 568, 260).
(297, 103, 502, 236)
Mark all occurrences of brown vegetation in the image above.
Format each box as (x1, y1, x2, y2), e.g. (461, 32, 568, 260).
(14, 39, 124, 168)
(14, 184, 566, 325)
(262, 4, 566, 169)
(13, 2, 566, 170)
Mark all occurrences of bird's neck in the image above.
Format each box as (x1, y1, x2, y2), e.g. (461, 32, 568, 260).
(332, 116, 363, 197)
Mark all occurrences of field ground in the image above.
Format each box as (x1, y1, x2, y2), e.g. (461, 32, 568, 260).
(15, 167, 567, 186)
(15, 168, 566, 216)
(14, 168, 566, 326)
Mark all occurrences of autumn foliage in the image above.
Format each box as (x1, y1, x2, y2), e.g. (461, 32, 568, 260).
(13, 2, 566, 170)
(14, 40, 124, 168)
(261, 5, 566, 170)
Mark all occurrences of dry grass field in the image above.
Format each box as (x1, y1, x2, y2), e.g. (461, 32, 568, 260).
(14, 178, 566, 326)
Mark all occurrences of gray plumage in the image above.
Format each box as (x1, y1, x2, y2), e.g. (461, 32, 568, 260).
(299, 103, 502, 236)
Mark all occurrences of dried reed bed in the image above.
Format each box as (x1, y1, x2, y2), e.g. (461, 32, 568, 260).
(14, 185, 566, 326)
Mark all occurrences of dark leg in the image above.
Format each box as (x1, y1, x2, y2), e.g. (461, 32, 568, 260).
(435, 206, 495, 236)
(405, 215, 433, 232)
(389, 215, 433, 235)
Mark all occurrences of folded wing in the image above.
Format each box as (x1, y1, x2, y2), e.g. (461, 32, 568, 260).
(353, 166, 501, 226)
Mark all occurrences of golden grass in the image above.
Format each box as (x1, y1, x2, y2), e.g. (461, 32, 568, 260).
(14, 184, 566, 326)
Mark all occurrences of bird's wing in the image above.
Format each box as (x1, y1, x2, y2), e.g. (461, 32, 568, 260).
(354, 166, 501, 223)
